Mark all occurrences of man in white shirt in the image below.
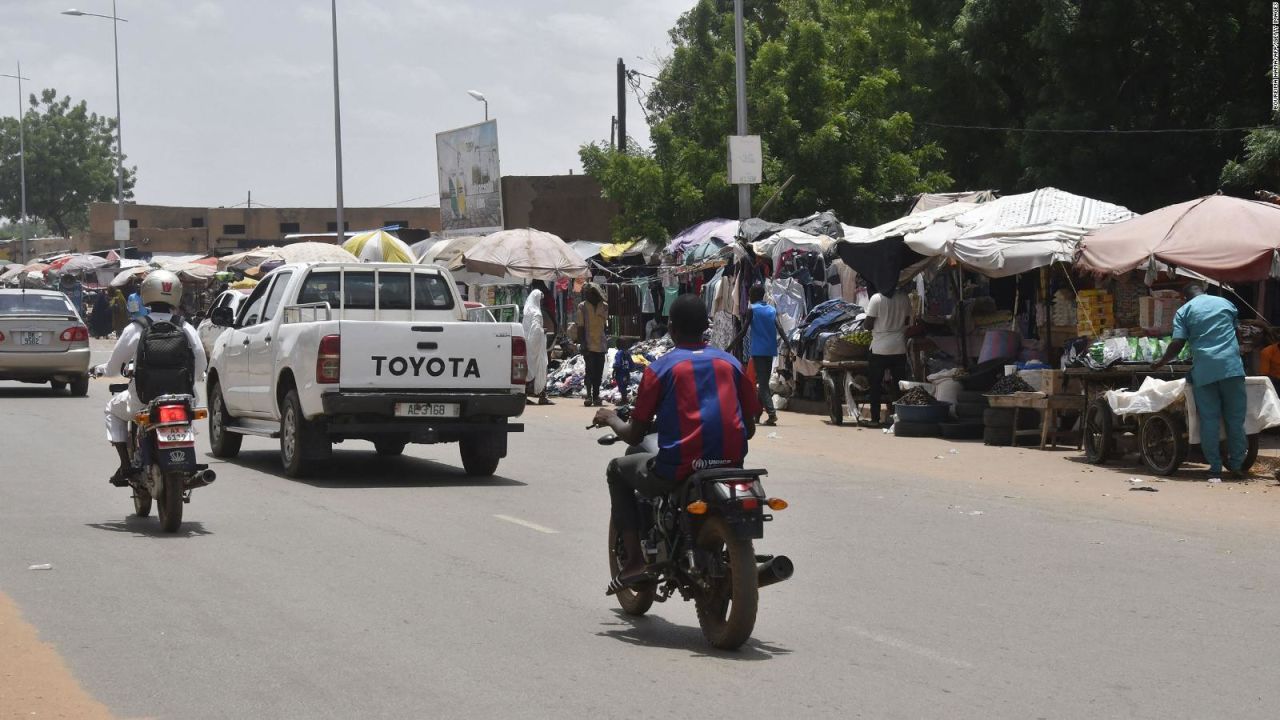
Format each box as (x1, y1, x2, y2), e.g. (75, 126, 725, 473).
(94, 270, 206, 485)
(863, 287, 913, 426)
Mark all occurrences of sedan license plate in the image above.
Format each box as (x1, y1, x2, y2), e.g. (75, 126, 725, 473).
(395, 402, 459, 418)
(156, 427, 195, 444)
(20, 332, 44, 346)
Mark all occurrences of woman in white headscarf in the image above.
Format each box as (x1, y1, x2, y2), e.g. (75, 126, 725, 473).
(523, 288, 551, 405)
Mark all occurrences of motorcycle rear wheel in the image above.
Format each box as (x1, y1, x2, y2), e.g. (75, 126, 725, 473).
(157, 470, 184, 533)
(694, 515, 758, 651)
(607, 518, 655, 616)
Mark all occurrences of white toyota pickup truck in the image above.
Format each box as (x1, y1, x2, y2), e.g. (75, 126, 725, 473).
(204, 262, 527, 477)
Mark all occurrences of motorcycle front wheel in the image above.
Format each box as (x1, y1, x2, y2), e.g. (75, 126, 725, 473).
(607, 518, 655, 616)
(157, 470, 184, 533)
(694, 515, 758, 650)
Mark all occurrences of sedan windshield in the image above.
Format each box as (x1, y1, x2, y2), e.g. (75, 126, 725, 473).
(0, 294, 76, 316)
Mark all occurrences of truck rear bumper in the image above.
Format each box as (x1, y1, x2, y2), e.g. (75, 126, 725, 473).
(318, 391, 525, 442)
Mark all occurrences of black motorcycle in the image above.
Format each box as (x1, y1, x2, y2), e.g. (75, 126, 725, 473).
(597, 418, 793, 650)
(106, 380, 217, 532)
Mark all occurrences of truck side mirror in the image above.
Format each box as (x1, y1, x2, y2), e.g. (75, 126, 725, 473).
(210, 306, 236, 328)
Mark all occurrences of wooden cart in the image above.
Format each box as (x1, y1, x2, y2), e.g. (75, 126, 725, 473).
(820, 360, 872, 425)
(1066, 365, 1259, 475)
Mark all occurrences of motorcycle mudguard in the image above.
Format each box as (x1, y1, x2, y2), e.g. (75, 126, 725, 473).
(153, 441, 197, 472)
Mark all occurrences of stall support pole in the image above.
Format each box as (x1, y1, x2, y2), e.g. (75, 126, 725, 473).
(954, 266, 968, 368)
(1041, 266, 1052, 357)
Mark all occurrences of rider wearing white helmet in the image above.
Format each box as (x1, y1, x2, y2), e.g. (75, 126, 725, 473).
(95, 270, 207, 485)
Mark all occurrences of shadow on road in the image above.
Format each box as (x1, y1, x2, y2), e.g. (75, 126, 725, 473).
(0, 386, 84, 399)
(597, 609, 791, 661)
(218, 449, 528, 489)
(1062, 454, 1261, 485)
(86, 517, 213, 538)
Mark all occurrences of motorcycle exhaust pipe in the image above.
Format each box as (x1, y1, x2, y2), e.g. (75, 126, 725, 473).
(757, 555, 794, 589)
(186, 469, 217, 489)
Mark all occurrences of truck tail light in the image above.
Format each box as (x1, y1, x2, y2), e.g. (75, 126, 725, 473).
(317, 334, 341, 384)
(60, 326, 89, 342)
(511, 336, 528, 385)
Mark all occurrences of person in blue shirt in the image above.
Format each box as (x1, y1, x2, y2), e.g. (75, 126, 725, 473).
(1153, 284, 1245, 481)
(733, 285, 787, 426)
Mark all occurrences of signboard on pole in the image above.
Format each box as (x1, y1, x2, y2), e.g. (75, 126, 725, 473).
(727, 135, 763, 185)
(113, 219, 130, 243)
(436, 120, 504, 236)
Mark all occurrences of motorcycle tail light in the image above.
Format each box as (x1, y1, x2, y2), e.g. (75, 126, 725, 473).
(316, 334, 341, 384)
(157, 404, 189, 424)
(60, 326, 89, 342)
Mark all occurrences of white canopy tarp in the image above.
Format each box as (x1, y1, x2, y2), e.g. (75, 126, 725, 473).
(751, 228, 835, 261)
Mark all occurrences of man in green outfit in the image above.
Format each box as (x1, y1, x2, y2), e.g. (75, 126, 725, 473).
(1153, 284, 1245, 482)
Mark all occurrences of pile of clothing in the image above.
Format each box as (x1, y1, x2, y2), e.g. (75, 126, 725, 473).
(789, 299, 865, 361)
(545, 336, 677, 402)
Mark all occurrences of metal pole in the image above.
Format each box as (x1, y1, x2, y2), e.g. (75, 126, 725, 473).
(733, 0, 751, 220)
(483, 100, 488, 122)
(616, 58, 627, 154)
(331, 0, 345, 242)
(15, 62, 27, 264)
(111, 0, 125, 251)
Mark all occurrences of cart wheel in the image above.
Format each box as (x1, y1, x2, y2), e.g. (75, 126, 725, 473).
(823, 373, 843, 426)
(1140, 411, 1187, 476)
(1083, 398, 1115, 464)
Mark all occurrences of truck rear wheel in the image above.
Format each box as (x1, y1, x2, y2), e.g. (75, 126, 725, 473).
(459, 433, 502, 476)
(281, 389, 328, 478)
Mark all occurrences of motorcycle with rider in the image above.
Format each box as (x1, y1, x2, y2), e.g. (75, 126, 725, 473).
(591, 294, 792, 650)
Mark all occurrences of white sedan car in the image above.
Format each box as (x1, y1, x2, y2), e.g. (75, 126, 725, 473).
(197, 289, 251, 357)
(0, 289, 92, 395)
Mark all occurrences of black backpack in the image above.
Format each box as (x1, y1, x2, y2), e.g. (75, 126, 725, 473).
(134, 316, 195, 402)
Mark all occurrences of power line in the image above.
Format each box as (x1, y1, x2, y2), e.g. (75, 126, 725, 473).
(918, 121, 1276, 135)
(376, 193, 438, 208)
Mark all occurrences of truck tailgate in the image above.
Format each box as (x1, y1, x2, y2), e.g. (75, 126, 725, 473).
(338, 320, 516, 391)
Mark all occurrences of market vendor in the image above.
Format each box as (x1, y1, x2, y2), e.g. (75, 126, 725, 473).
(1152, 283, 1246, 481)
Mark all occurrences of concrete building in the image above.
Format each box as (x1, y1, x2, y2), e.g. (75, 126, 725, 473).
(83, 203, 441, 255)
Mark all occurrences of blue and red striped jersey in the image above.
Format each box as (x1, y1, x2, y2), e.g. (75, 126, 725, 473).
(632, 344, 763, 481)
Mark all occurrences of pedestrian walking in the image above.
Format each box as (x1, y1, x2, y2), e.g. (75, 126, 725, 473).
(864, 284, 913, 427)
(734, 285, 786, 426)
(523, 289, 552, 405)
(577, 283, 609, 407)
(1153, 283, 1247, 481)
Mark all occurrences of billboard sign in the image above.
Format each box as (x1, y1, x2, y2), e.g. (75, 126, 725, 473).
(436, 120, 503, 236)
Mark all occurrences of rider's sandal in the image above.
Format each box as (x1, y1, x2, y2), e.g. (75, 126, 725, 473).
(605, 571, 655, 596)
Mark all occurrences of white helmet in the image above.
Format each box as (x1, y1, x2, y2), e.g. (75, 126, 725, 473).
(140, 269, 184, 307)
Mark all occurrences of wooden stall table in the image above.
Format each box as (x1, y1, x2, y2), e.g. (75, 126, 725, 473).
(986, 392, 1088, 449)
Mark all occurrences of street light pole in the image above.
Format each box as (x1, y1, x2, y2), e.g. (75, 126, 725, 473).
(331, 0, 345, 241)
(62, 4, 129, 253)
(733, 0, 751, 220)
(467, 90, 488, 122)
(0, 62, 30, 263)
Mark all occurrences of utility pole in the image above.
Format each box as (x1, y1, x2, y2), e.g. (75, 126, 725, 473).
(1, 62, 30, 263)
(331, 0, 345, 241)
(616, 58, 627, 154)
(733, 0, 751, 219)
(610, 115, 617, 151)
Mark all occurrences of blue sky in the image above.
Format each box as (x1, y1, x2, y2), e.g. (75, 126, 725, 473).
(0, 0, 692, 209)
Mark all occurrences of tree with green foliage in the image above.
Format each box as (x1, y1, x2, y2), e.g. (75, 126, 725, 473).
(583, 0, 952, 239)
(930, 0, 1270, 211)
(0, 89, 136, 237)
(1220, 126, 1280, 194)
(579, 142, 670, 244)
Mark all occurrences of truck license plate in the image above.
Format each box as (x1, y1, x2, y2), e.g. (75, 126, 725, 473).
(20, 332, 44, 346)
(395, 402, 459, 418)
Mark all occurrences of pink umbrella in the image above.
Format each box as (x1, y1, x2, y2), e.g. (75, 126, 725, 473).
(1078, 195, 1280, 282)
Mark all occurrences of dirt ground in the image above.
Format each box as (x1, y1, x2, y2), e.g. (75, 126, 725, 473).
(0, 591, 115, 720)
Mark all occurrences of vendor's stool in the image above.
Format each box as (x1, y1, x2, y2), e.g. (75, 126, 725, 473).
(1006, 394, 1086, 450)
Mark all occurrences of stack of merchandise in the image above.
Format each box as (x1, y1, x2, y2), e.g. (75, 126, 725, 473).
(1113, 276, 1146, 328)
(1076, 289, 1114, 337)
(545, 336, 676, 402)
(1139, 290, 1182, 335)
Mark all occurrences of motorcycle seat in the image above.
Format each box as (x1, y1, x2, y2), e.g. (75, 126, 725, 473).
(687, 468, 768, 484)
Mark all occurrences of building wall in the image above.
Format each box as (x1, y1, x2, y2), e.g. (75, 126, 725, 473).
(500, 175, 616, 242)
(84, 203, 441, 254)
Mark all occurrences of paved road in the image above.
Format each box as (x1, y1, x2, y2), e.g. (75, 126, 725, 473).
(2, 374, 1279, 719)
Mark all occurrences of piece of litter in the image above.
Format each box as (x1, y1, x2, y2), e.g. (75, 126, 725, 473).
(1151, 478, 1168, 482)
(1130, 486, 1158, 492)
(767, 432, 780, 439)
(27, 564, 52, 571)
(1102, 493, 1110, 497)
(968, 510, 984, 516)
(934, 455, 945, 460)
(948, 449, 960, 455)
(1208, 478, 1222, 484)
(1128, 477, 1144, 484)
